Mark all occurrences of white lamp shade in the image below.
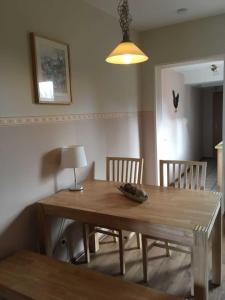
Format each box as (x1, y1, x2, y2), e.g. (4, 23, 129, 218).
(61, 145, 87, 169)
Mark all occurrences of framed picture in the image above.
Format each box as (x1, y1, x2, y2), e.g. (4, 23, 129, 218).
(30, 33, 72, 104)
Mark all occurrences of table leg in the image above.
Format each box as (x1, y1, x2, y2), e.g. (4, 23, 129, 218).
(193, 225, 209, 300)
(82, 224, 90, 263)
(165, 241, 171, 257)
(37, 204, 51, 255)
(190, 251, 194, 297)
(118, 230, 125, 275)
(142, 235, 148, 283)
(136, 233, 142, 249)
(212, 207, 222, 285)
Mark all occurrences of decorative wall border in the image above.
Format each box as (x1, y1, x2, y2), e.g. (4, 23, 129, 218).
(0, 112, 143, 127)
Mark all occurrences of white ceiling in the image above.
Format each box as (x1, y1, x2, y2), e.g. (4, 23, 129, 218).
(172, 61, 224, 73)
(171, 60, 224, 87)
(84, 0, 225, 31)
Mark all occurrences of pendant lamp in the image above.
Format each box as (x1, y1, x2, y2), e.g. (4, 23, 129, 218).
(106, 0, 148, 65)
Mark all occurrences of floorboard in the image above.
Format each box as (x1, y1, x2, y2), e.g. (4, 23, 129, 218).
(204, 158, 218, 192)
(78, 228, 225, 300)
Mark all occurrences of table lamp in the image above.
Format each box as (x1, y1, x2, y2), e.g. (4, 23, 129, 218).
(61, 145, 87, 191)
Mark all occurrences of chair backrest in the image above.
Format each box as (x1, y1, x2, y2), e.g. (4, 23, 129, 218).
(106, 157, 144, 184)
(160, 160, 207, 190)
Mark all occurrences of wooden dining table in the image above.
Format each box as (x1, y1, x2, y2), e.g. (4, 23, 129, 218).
(38, 180, 222, 300)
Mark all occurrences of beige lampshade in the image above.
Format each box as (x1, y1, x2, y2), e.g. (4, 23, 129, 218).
(106, 41, 149, 65)
(61, 145, 87, 169)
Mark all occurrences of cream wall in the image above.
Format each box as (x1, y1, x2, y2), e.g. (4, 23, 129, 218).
(0, 0, 140, 117)
(2, 1, 225, 259)
(140, 14, 225, 184)
(0, 114, 141, 259)
(0, 0, 142, 259)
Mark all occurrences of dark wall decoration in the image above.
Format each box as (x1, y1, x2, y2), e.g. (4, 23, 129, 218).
(172, 90, 179, 112)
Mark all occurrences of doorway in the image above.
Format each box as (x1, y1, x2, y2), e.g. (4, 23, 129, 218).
(213, 91, 223, 156)
(155, 57, 225, 205)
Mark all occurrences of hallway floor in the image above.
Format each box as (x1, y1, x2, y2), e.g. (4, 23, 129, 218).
(204, 158, 219, 192)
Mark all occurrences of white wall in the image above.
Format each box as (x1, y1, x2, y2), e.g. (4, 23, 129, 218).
(0, 114, 141, 260)
(158, 69, 202, 164)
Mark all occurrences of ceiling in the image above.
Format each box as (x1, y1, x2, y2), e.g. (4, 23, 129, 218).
(172, 61, 224, 73)
(171, 60, 224, 87)
(84, 0, 225, 31)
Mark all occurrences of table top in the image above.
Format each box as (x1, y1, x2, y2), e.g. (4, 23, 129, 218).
(39, 181, 221, 234)
(0, 251, 181, 300)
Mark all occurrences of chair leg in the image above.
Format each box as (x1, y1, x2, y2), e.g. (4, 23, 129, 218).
(136, 233, 142, 249)
(113, 230, 119, 243)
(89, 225, 99, 253)
(82, 224, 90, 263)
(142, 235, 148, 282)
(190, 251, 194, 297)
(118, 230, 125, 275)
(165, 241, 171, 257)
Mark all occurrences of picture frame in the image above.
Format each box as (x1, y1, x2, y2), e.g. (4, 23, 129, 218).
(30, 33, 72, 104)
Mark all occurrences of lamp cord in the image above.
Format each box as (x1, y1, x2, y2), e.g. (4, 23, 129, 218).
(118, 0, 132, 42)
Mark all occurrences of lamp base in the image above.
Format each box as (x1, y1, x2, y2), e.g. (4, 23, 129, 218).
(69, 184, 84, 191)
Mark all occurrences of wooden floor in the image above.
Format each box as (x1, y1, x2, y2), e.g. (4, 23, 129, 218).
(204, 158, 218, 192)
(79, 226, 225, 300)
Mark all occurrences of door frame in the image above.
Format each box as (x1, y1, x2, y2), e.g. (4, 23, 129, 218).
(154, 55, 225, 211)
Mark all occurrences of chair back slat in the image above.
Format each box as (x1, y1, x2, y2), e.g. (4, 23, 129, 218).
(134, 161, 137, 183)
(106, 157, 144, 184)
(121, 160, 125, 182)
(172, 164, 176, 188)
(125, 160, 129, 182)
(195, 165, 199, 190)
(160, 160, 207, 191)
(178, 164, 182, 188)
(117, 160, 120, 182)
(166, 163, 170, 187)
(185, 164, 189, 189)
(190, 165, 194, 189)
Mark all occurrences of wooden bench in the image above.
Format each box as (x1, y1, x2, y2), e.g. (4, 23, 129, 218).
(0, 251, 182, 300)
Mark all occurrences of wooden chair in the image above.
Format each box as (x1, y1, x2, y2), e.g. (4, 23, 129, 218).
(83, 157, 144, 275)
(159, 160, 207, 190)
(142, 159, 207, 282)
(106, 157, 144, 184)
